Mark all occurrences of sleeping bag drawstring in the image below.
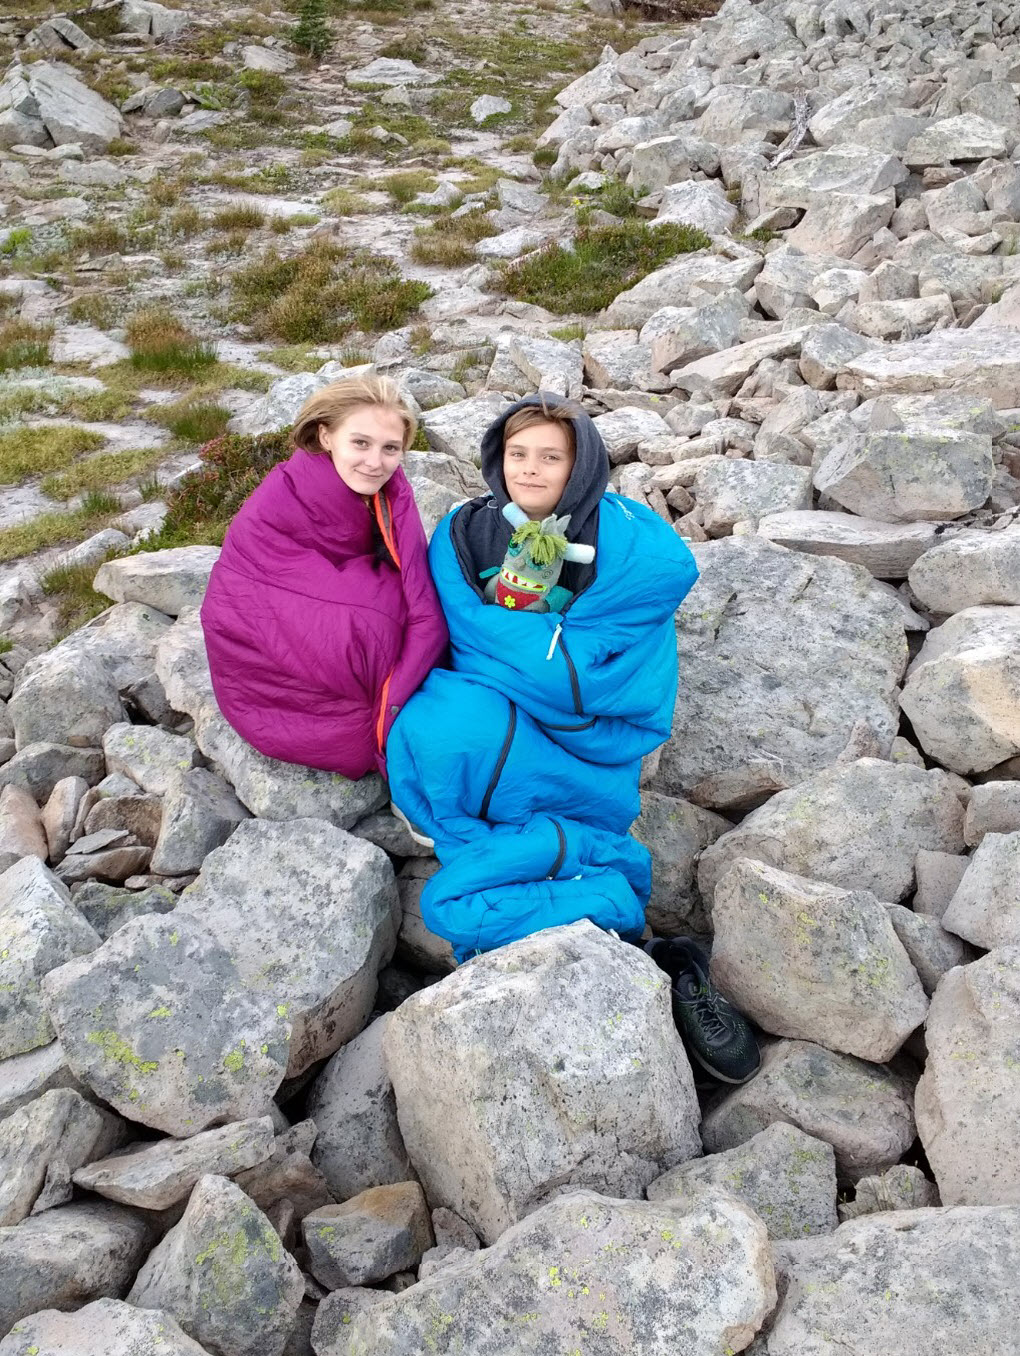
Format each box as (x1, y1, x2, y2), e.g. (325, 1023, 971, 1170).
(546, 623, 563, 661)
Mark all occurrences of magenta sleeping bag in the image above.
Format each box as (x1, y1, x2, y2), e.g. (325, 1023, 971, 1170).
(200, 447, 448, 780)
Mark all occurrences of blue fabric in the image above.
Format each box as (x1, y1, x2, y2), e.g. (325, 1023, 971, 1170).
(387, 492, 699, 961)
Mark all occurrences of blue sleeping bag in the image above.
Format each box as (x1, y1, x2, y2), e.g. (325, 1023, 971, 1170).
(387, 486, 699, 962)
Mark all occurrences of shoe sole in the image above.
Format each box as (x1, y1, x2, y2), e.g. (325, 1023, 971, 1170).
(390, 800, 435, 850)
(686, 1043, 761, 1086)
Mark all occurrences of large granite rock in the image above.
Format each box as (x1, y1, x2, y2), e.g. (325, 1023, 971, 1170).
(128, 1174, 302, 1356)
(93, 547, 221, 617)
(0, 858, 99, 1061)
(900, 606, 1020, 775)
(757, 510, 938, 579)
(177, 818, 397, 1077)
(759, 1205, 1020, 1355)
(647, 1122, 838, 1240)
(8, 651, 124, 752)
(42, 913, 291, 1136)
(384, 922, 701, 1244)
(915, 948, 1020, 1206)
(0, 1201, 151, 1337)
(657, 538, 908, 811)
(844, 327, 1020, 408)
(698, 759, 965, 905)
(908, 528, 1020, 613)
(711, 859, 928, 1061)
(702, 1038, 915, 1184)
(941, 831, 1020, 949)
(0, 1300, 211, 1356)
(335, 1190, 776, 1356)
(302, 1182, 433, 1289)
(630, 790, 730, 935)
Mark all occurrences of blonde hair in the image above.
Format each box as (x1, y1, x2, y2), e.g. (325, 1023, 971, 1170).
(291, 374, 417, 455)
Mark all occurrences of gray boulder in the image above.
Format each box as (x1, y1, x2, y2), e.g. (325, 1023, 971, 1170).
(8, 651, 124, 753)
(72, 882, 176, 941)
(0, 784, 48, 873)
(630, 790, 730, 935)
(760, 1206, 1020, 1355)
(22, 61, 125, 152)
(177, 818, 396, 1077)
(0, 1087, 123, 1226)
(0, 1300, 211, 1355)
(657, 539, 908, 811)
(0, 1201, 151, 1337)
(942, 831, 1020, 949)
(150, 768, 249, 877)
(757, 510, 937, 579)
(602, 255, 762, 328)
(694, 460, 813, 534)
(908, 528, 1020, 612)
(306, 1015, 412, 1202)
(916, 947, 1020, 1206)
(702, 1038, 915, 1184)
(900, 606, 1020, 775)
(128, 1174, 302, 1356)
(338, 1189, 775, 1355)
(384, 922, 701, 1244)
(0, 744, 105, 802)
(94, 547, 221, 617)
(884, 903, 968, 997)
(0, 1040, 86, 1122)
(421, 394, 511, 463)
(814, 429, 995, 522)
(102, 723, 200, 797)
(711, 859, 928, 1061)
(42, 913, 290, 1136)
(845, 327, 1020, 407)
(73, 1116, 275, 1211)
(647, 1121, 838, 1240)
(303, 1181, 432, 1289)
(698, 759, 965, 906)
(0, 858, 99, 1061)
(838, 1164, 939, 1222)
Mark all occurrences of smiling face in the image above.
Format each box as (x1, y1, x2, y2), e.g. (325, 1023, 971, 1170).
(318, 404, 406, 496)
(502, 419, 575, 520)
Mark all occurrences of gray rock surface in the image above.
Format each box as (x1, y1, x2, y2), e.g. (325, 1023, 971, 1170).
(0, 1300, 212, 1356)
(711, 859, 928, 1062)
(698, 759, 964, 905)
(909, 528, 1020, 612)
(93, 547, 221, 617)
(702, 1038, 915, 1183)
(915, 947, 1020, 1206)
(837, 1163, 939, 1222)
(177, 818, 397, 1077)
(302, 1181, 433, 1289)
(102, 723, 200, 798)
(756, 510, 938, 578)
(658, 539, 908, 811)
(384, 922, 701, 1244)
(128, 1174, 303, 1356)
(630, 790, 730, 935)
(150, 768, 249, 877)
(306, 1015, 412, 1202)
(73, 1116, 275, 1210)
(42, 912, 290, 1136)
(647, 1122, 838, 1240)
(942, 831, 1020, 949)
(8, 651, 124, 753)
(336, 1190, 776, 1356)
(0, 1201, 151, 1337)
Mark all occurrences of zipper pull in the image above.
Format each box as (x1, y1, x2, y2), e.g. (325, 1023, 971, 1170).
(545, 622, 563, 661)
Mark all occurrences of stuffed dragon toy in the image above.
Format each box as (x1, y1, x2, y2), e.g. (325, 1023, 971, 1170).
(481, 503, 595, 614)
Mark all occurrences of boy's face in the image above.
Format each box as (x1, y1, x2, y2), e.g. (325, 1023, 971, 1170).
(503, 420, 575, 520)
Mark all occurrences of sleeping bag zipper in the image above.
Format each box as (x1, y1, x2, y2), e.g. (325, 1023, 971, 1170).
(546, 819, 567, 880)
(479, 697, 517, 821)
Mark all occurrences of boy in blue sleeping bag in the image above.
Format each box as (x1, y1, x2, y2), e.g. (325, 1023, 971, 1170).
(388, 393, 759, 1083)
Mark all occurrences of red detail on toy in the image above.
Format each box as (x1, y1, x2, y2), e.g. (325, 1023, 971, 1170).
(495, 576, 544, 610)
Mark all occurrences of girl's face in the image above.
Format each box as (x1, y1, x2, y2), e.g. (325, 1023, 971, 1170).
(319, 404, 406, 496)
(502, 420, 575, 520)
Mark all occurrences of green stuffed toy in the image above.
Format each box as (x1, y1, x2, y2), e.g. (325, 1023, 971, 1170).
(481, 503, 595, 614)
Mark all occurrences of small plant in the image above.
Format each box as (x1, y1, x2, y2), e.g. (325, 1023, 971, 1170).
(68, 292, 120, 328)
(126, 307, 217, 375)
(207, 230, 250, 257)
(379, 37, 428, 62)
(40, 555, 121, 633)
(138, 474, 165, 503)
(41, 446, 164, 501)
(169, 205, 203, 237)
(384, 170, 439, 204)
(66, 221, 129, 256)
(532, 146, 557, 169)
(211, 203, 266, 231)
(498, 220, 712, 315)
(292, 0, 332, 56)
(0, 320, 52, 372)
(410, 209, 496, 266)
(0, 423, 105, 485)
(106, 137, 136, 157)
(322, 187, 376, 215)
(550, 322, 586, 341)
(152, 395, 232, 442)
(0, 227, 33, 260)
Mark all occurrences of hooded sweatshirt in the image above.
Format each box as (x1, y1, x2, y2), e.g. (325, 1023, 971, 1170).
(200, 447, 448, 781)
(451, 393, 609, 602)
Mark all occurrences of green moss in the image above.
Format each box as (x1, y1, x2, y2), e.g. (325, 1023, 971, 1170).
(0, 423, 106, 485)
(41, 445, 165, 501)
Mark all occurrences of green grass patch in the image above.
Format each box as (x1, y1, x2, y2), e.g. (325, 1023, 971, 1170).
(229, 239, 432, 342)
(0, 423, 106, 485)
(410, 209, 496, 266)
(322, 187, 377, 215)
(211, 203, 266, 231)
(0, 383, 133, 425)
(66, 221, 129, 256)
(40, 446, 166, 501)
(550, 322, 586, 341)
(126, 307, 218, 375)
(0, 227, 33, 260)
(532, 146, 557, 169)
(259, 344, 326, 371)
(573, 179, 643, 223)
(67, 292, 121, 328)
(498, 220, 712, 315)
(0, 496, 119, 565)
(378, 37, 428, 61)
(384, 170, 439, 204)
(40, 555, 122, 633)
(149, 395, 232, 443)
(0, 321, 52, 373)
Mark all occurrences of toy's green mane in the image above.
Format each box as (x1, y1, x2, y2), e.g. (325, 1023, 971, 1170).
(510, 517, 568, 567)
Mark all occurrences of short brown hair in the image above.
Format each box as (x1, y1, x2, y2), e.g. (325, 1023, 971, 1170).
(502, 398, 578, 456)
(291, 374, 417, 455)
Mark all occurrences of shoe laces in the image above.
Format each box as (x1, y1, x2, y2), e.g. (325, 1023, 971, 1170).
(692, 984, 737, 1042)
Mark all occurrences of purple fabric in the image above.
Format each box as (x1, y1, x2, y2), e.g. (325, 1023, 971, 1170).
(200, 447, 448, 780)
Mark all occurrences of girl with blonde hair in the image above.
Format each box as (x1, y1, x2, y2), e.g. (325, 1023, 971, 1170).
(201, 374, 447, 779)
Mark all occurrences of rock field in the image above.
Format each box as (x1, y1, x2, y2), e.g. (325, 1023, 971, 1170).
(0, 0, 1019, 1350)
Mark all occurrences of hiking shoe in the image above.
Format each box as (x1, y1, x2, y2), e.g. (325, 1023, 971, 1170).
(644, 937, 760, 1085)
(389, 800, 435, 850)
